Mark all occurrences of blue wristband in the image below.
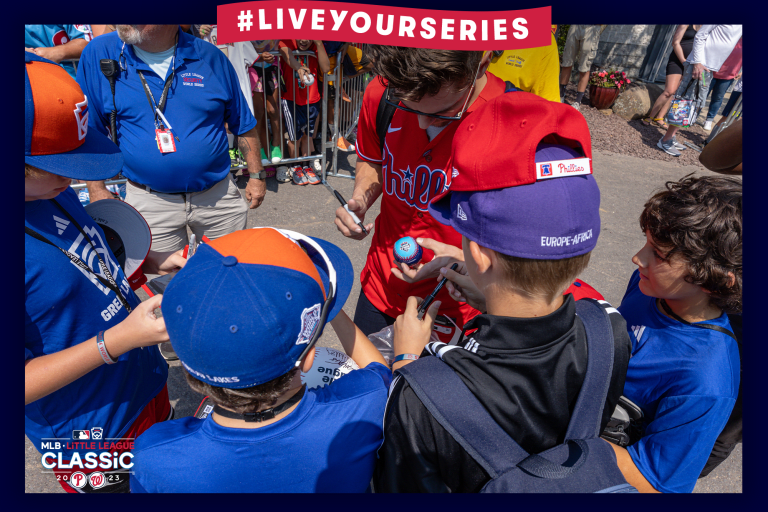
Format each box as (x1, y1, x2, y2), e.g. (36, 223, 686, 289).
(394, 353, 419, 363)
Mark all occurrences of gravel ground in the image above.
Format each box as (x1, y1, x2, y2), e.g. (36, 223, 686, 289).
(563, 83, 710, 168)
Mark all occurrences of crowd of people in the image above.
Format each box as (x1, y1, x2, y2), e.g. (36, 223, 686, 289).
(26, 25, 742, 494)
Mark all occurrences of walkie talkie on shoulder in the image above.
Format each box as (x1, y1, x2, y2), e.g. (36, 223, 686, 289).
(99, 59, 120, 146)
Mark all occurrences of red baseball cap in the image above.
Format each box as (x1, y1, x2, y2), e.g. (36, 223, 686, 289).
(432, 91, 593, 205)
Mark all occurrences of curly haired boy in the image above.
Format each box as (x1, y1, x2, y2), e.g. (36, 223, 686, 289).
(612, 175, 742, 493)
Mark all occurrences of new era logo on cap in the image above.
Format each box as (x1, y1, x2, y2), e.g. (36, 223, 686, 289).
(456, 203, 467, 221)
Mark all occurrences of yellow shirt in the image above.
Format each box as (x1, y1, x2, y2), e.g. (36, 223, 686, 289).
(487, 34, 561, 102)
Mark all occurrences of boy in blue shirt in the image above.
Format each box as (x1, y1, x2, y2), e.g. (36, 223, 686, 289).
(25, 52, 184, 493)
(131, 228, 392, 493)
(613, 175, 742, 493)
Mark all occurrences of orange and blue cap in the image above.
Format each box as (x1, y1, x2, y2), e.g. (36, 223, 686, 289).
(25, 51, 123, 179)
(163, 228, 354, 389)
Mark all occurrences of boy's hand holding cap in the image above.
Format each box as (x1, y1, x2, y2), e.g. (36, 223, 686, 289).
(429, 92, 601, 260)
(162, 228, 354, 389)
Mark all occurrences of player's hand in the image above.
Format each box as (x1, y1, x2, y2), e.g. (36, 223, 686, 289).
(334, 197, 373, 240)
(261, 51, 275, 63)
(440, 262, 487, 312)
(391, 237, 464, 283)
(106, 294, 169, 355)
(245, 177, 266, 209)
(199, 25, 212, 37)
(143, 249, 187, 275)
(393, 296, 441, 369)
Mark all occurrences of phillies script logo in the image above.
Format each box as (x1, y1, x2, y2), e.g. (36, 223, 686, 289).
(383, 141, 448, 212)
(558, 162, 586, 174)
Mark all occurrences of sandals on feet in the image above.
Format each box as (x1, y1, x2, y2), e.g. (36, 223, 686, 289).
(642, 117, 668, 129)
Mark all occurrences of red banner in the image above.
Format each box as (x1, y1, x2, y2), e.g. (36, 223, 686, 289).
(217, 2, 551, 50)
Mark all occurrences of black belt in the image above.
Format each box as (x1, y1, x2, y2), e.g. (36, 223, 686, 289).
(127, 179, 219, 195)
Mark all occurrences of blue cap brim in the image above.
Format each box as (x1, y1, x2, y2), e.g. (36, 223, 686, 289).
(25, 130, 124, 181)
(306, 236, 354, 324)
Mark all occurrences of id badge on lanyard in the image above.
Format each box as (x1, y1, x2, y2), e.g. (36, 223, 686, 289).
(155, 128, 176, 153)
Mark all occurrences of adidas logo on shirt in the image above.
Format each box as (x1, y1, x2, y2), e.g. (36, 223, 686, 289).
(53, 215, 70, 235)
(456, 204, 467, 221)
(630, 325, 646, 342)
(463, 337, 480, 353)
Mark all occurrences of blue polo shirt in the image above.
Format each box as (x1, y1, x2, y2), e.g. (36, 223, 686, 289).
(76, 29, 257, 193)
(618, 270, 739, 493)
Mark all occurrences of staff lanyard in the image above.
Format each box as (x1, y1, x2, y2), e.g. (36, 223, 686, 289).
(25, 199, 132, 313)
(136, 33, 179, 137)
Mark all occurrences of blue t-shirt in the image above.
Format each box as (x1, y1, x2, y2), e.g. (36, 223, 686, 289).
(618, 270, 739, 493)
(131, 363, 392, 493)
(25, 188, 168, 459)
(25, 24, 91, 78)
(76, 29, 257, 193)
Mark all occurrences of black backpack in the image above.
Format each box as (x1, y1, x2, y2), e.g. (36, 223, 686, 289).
(396, 299, 638, 493)
(374, 80, 520, 152)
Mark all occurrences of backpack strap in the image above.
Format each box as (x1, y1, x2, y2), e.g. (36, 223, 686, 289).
(396, 356, 529, 478)
(376, 86, 397, 156)
(565, 300, 616, 441)
(504, 81, 520, 93)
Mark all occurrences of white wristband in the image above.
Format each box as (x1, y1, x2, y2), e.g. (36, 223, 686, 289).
(97, 331, 117, 365)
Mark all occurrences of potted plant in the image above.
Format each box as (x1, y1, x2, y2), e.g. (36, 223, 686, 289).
(588, 69, 631, 109)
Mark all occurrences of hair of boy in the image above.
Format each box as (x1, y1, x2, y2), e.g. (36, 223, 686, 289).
(184, 368, 299, 415)
(494, 251, 592, 303)
(368, 47, 484, 102)
(640, 174, 742, 314)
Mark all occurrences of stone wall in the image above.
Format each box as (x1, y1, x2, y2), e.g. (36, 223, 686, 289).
(591, 25, 657, 79)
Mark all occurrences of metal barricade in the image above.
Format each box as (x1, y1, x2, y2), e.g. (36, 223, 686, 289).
(235, 49, 328, 178)
(706, 93, 742, 144)
(326, 44, 374, 180)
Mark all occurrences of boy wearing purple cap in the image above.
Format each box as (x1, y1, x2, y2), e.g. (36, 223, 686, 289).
(373, 92, 633, 493)
(130, 228, 392, 493)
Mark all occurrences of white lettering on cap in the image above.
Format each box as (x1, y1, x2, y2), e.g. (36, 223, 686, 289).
(74, 96, 89, 141)
(540, 229, 593, 247)
(536, 158, 591, 180)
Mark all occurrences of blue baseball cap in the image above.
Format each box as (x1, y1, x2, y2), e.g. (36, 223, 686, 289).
(163, 228, 354, 389)
(25, 51, 123, 180)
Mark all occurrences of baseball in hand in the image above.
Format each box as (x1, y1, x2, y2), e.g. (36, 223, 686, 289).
(393, 236, 423, 267)
(303, 73, 315, 86)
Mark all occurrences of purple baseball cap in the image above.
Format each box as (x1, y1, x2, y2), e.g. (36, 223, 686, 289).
(429, 144, 601, 260)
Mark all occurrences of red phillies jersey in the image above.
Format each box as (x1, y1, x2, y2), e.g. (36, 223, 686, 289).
(278, 40, 321, 105)
(356, 72, 507, 326)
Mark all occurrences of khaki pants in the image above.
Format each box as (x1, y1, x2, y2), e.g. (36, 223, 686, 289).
(561, 25, 603, 73)
(125, 175, 248, 252)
